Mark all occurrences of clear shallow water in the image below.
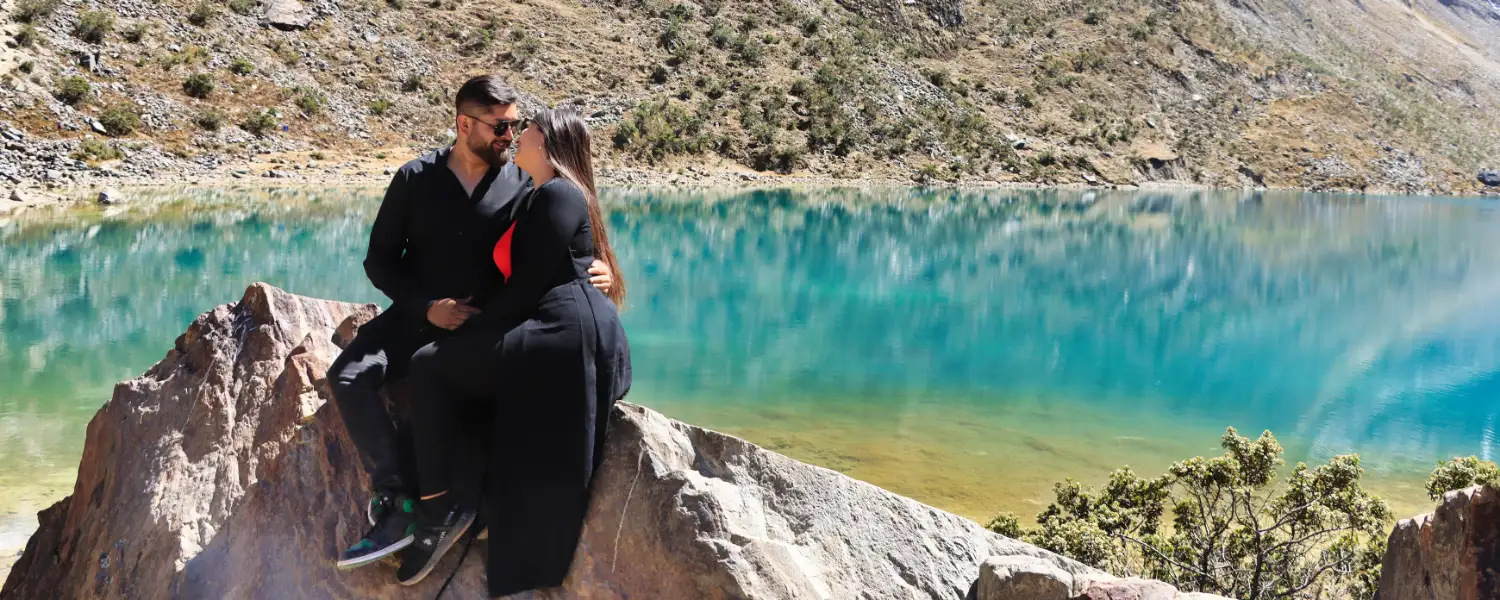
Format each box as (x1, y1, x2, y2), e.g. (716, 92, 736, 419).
(2, 186, 1498, 557)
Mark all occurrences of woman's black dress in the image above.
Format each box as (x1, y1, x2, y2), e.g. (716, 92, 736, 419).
(407, 177, 631, 597)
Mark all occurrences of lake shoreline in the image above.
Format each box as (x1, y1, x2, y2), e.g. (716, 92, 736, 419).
(8, 147, 1496, 217)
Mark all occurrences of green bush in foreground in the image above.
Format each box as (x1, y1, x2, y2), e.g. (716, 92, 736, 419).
(1426, 456, 1500, 500)
(241, 108, 278, 136)
(230, 57, 255, 76)
(98, 107, 140, 136)
(229, 0, 257, 16)
(990, 428, 1392, 600)
(70, 138, 123, 162)
(183, 73, 215, 98)
(15, 23, 37, 47)
(123, 21, 148, 43)
(11, 0, 60, 23)
(188, 0, 217, 26)
(56, 76, 91, 105)
(73, 10, 114, 44)
(194, 108, 225, 131)
(294, 88, 326, 114)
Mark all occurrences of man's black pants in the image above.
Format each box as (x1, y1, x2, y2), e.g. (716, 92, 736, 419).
(326, 310, 438, 493)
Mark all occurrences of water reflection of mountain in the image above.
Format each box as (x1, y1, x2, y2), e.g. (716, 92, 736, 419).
(0, 194, 387, 477)
(609, 188, 1500, 472)
(1, 187, 1497, 480)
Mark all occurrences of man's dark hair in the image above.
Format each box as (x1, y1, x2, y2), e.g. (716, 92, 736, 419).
(454, 74, 518, 115)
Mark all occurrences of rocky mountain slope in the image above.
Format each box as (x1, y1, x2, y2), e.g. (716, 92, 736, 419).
(2, 0, 1498, 194)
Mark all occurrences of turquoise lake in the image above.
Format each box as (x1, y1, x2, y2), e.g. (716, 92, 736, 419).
(2, 186, 1498, 560)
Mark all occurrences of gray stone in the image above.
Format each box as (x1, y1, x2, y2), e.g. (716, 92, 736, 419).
(90, 120, 108, 135)
(1376, 485, 1499, 600)
(976, 555, 1072, 600)
(42, 169, 61, 181)
(1, 284, 1101, 599)
(1076, 576, 1178, 600)
(96, 187, 124, 205)
(1479, 170, 1500, 187)
(264, 0, 316, 30)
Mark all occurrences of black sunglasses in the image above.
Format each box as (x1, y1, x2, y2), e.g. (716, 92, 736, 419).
(464, 114, 528, 137)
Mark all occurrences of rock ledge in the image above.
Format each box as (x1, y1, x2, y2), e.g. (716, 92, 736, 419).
(2, 283, 1097, 599)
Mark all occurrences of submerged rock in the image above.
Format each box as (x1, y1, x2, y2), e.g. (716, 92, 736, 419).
(1376, 485, 1499, 600)
(2, 284, 1099, 599)
(96, 187, 123, 205)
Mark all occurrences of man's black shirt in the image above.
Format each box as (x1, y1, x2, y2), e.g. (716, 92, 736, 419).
(363, 146, 532, 325)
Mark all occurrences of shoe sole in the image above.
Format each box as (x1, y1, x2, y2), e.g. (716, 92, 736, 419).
(335, 535, 414, 570)
(398, 512, 475, 586)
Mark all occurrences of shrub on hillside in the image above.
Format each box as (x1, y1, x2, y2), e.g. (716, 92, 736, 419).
(294, 89, 325, 114)
(18, 60, 35, 74)
(1426, 456, 1500, 499)
(401, 74, 423, 92)
(123, 22, 148, 43)
(230, 57, 255, 75)
(70, 138, 123, 162)
(73, 10, 114, 44)
(15, 23, 37, 47)
(188, 0, 217, 26)
(98, 107, 141, 136)
(229, 0, 257, 16)
(11, 0, 59, 23)
(611, 99, 710, 162)
(987, 428, 1392, 600)
(709, 21, 733, 49)
(368, 98, 391, 116)
(183, 73, 215, 99)
(504, 28, 540, 66)
(241, 108, 278, 136)
(195, 109, 226, 131)
(56, 76, 91, 105)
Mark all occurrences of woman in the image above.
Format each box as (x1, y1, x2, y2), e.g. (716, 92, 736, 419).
(399, 107, 632, 596)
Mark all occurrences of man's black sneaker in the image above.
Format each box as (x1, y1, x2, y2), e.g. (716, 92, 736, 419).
(395, 501, 476, 586)
(336, 493, 416, 570)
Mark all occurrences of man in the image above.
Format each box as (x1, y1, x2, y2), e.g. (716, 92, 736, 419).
(329, 75, 613, 574)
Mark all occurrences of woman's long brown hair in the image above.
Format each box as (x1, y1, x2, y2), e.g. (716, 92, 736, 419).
(532, 107, 626, 307)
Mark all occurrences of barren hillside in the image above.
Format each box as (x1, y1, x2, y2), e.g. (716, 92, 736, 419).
(2, 0, 1498, 193)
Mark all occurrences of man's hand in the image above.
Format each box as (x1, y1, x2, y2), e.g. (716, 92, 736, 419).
(588, 259, 614, 294)
(427, 297, 480, 330)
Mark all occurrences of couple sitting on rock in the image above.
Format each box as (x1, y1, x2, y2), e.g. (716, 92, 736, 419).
(324, 74, 632, 596)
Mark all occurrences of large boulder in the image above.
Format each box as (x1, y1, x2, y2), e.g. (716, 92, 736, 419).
(1479, 170, 1500, 187)
(263, 0, 316, 31)
(975, 555, 1074, 600)
(2, 283, 1098, 599)
(1375, 485, 1500, 600)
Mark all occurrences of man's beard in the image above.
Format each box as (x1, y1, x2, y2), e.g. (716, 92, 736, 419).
(469, 136, 510, 167)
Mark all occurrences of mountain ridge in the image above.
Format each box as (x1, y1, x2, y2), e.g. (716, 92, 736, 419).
(1, 0, 1498, 194)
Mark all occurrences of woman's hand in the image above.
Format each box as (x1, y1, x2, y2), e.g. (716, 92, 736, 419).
(588, 260, 613, 294)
